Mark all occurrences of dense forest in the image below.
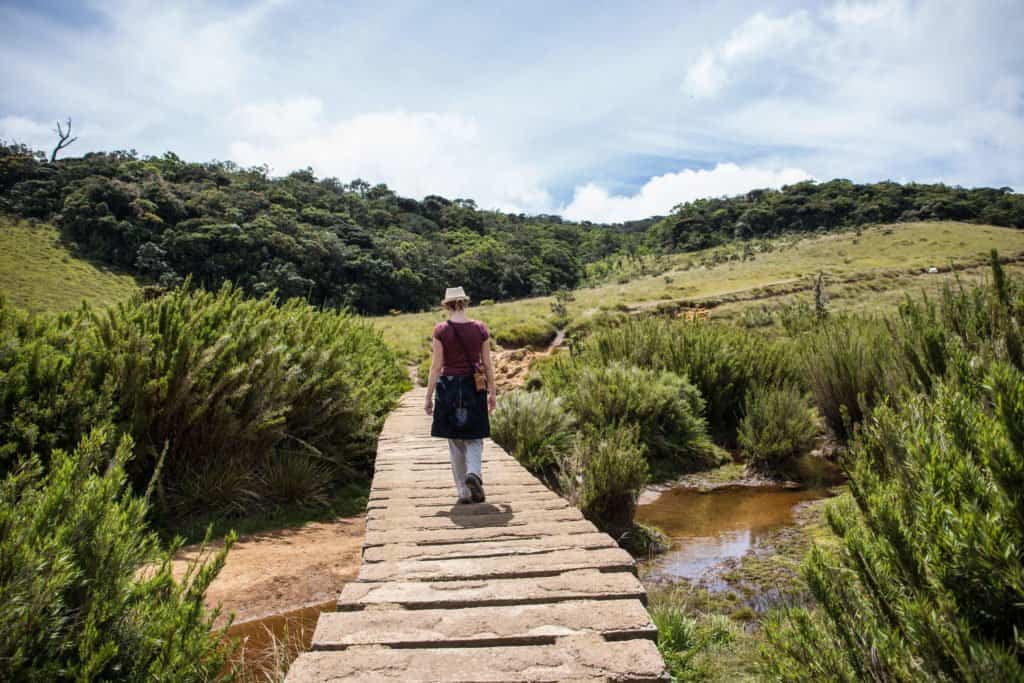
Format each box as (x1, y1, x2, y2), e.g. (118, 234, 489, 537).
(2, 142, 1023, 314)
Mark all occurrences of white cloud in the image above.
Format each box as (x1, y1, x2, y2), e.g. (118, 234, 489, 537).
(684, 11, 813, 99)
(677, 1, 1024, 191)
(826, 0, 901, 26)
(561, 163, 813, 223)
(0, 115, 52, 149)
(1, 1, 1021, 217)
(229, 101, 553, 213)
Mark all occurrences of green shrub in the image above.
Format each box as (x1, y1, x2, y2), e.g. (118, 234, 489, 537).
(798, 316, 896, 441)
(563, 317, 798, 442)
(544, 360, 718, 470)
(0, 283, 409, 523)
(649, 588, 742, 681)
(890, 251, 1024, 393)
(493, 319, 558, 348)
(490, 391, 574, 476)
(739, 305, 775, 329)
(0, 427, 234, 681)
(558, 425, 649, 539)
(738, 384, 820, 476)
(416, 354, 431, 387)
(762, 366, 1024, 681)
(0, 301, 111, 467)
(777, 299, 820, 335)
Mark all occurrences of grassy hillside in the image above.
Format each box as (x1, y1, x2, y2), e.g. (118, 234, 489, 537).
(372, 221, 1024, 360)
(0, 218, 139, 311)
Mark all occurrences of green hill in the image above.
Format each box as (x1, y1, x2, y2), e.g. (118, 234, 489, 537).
(1, 143, 1022, 316)
(0, 218, 139, 311)
(372, 220, 1024, 361)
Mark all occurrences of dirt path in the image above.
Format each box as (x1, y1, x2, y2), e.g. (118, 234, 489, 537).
(172, 515, 365, 626)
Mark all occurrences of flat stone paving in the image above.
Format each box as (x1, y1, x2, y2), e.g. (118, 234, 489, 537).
(287, 387, 667, 682)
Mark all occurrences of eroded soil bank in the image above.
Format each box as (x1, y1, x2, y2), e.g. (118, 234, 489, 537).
(171, 514, 365, 627)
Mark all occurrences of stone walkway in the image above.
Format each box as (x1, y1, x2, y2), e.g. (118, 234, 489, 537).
(286, 387, 667, 681)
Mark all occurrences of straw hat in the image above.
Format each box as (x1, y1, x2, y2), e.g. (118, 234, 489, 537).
(442, 286, 470, 304)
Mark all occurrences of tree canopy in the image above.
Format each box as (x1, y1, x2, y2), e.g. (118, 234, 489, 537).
(1, 143, 1021, 313)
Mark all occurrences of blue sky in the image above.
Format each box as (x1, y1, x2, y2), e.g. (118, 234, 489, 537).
(1, 0, 1022, 221)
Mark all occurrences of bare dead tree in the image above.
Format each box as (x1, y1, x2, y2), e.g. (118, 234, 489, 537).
(50, 117, 78, 162)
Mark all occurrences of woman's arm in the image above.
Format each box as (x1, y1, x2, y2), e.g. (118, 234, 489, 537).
(481, 340, 497, 412)
(424, 337, 444, 415)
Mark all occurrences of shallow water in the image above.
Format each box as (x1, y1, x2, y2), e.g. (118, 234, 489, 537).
(636, 485, 831, 583)
(227, 600, 333, 675)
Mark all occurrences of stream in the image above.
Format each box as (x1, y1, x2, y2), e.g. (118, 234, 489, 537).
(635, 485, 833, 585)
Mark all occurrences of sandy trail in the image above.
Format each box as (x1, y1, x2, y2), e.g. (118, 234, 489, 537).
(172, 515, 365, 626)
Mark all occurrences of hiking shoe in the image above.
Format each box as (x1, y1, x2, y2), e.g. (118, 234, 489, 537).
(465, 473, 485, 503)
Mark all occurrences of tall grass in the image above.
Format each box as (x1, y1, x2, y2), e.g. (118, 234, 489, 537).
(763, 367, 1024, 681)
(543, 360, 719, 470)
(738, 384, 820, 476)
(649, 588, 744, 681)
(0, 282, 408, 524)
(0, 427, 234, 681)
(890, 250, 1024, 392)
(797, 316, 896, 441)
(560, 317, 798, 442)
(557, 425, 649, 539)
(490, 391, 574, 477)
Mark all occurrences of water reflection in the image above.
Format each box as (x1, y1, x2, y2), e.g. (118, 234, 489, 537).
(635, 486, 830, 583)
(227, 600, 332, 677)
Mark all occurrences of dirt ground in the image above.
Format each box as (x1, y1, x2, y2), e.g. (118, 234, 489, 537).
(172, 515, 365, 626)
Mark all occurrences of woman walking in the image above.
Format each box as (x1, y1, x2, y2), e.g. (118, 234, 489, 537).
(424, 287, 497, 503)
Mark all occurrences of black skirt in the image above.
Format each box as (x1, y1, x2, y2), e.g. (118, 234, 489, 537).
(431, 375, 490, 439)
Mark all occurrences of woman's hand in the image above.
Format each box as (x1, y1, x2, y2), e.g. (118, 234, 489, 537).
(424, 396, 433, 416)
(487, 391, 497, 413)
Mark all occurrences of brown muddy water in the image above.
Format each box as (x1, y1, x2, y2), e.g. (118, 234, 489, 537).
(227, 600, 333, 676)
(636, 485, 832, 584)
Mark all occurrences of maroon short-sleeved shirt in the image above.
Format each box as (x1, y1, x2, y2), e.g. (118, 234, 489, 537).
(433, 320, 489, 376)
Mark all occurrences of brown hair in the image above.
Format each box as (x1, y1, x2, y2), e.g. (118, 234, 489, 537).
(443, 299, 468, 312)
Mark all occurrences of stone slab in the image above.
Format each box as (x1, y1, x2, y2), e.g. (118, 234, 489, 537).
(286, 636, 668, 682)
(361, 532, 615, 563)
(366, 490, 560, 509)
(357, 546, 635, 582)
(366, 499, 571, 522)
(360, 520, 600, 547)
(372, 472, 539, 486)
(365, 506, 583, 532)
(368, 483, 550, 500)
(312, 599, 656, 649)
(338, 569, 647, 610)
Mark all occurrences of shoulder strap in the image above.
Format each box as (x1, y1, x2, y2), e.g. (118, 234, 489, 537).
(447, 321, 479, 370)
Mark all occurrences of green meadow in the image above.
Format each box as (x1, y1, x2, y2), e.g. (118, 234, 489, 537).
(372, 220, 1024, 361)
(0, 218, 139, 311)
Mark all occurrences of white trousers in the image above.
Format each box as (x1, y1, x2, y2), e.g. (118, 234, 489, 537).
(448, 438, 483, 499)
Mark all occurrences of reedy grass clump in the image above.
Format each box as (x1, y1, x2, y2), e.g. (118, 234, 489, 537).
(558, 425, 649, 539)
(0, 427, 234, 681)
(739, 384, 820, 476)
(0, 282, 408, 524)
(798, 315, 896, 441)
(562, 317, 798, 442)
(890, 250, 1024, 392)
(762, 366, 1024, 681)
(649, 588, 744, 681)
(544, 360, 719, 471)
(490, 391, 574, 477)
